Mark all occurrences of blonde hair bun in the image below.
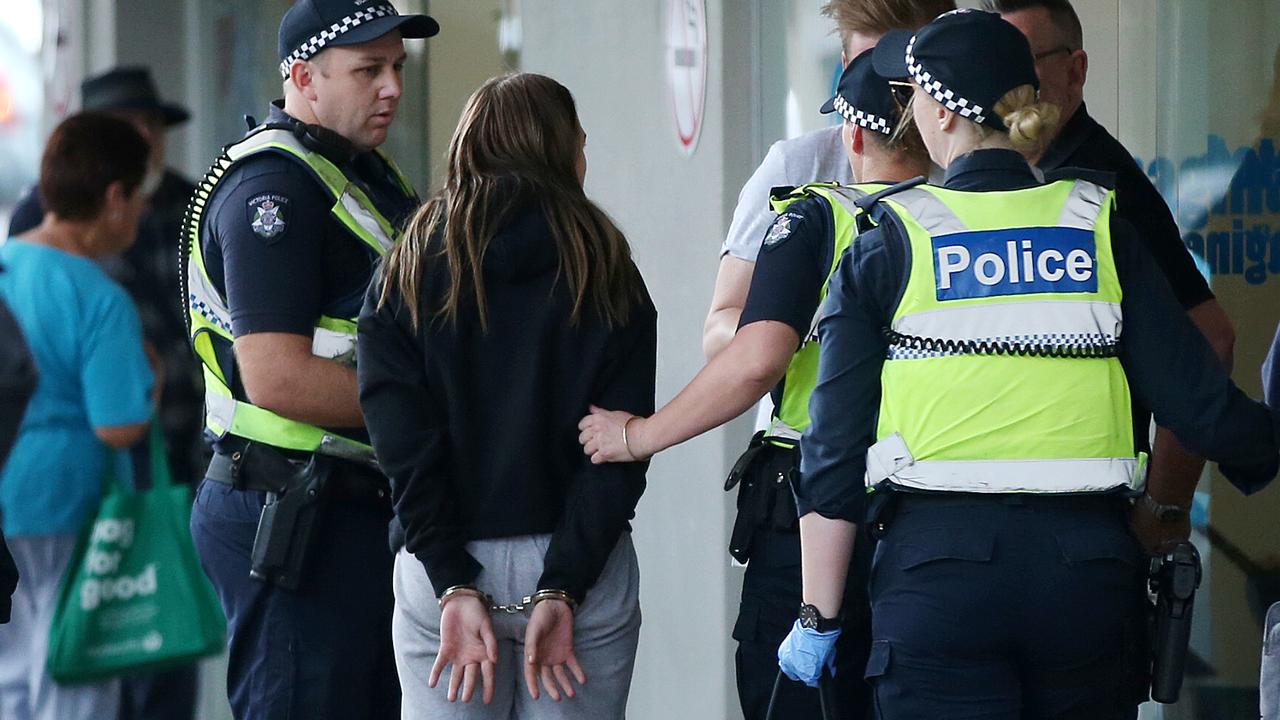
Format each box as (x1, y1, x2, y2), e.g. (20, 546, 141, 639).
(994, 84, 1061, 152)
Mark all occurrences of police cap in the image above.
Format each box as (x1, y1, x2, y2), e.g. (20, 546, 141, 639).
(872, 8, 1038, 131)
(278, 0, 440, 78)
(820, 48, 901, 137)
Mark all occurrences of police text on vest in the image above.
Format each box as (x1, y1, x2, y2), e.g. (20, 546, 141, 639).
(932, 227, 1099, 301)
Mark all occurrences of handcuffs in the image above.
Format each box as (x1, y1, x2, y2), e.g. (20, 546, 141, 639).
(439, 585, 577, 615)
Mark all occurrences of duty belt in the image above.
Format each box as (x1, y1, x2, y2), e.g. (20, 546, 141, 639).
(205, 445, 389, 505)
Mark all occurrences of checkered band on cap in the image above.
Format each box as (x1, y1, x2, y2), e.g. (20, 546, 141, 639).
(832, 94, 892, 136)
(279, 3, 398, 77)
(904, 35, 986, 126)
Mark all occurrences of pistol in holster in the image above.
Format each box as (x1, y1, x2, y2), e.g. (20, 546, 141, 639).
(1148, 541, 1202, 704)
(250, 452, 336, 591)
(725, 431, 800, 564)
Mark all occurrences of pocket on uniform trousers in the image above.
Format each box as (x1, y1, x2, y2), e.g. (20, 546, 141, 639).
(864, 640, 891, 680)
(894, 527, 995, 571)
(1054, 525, 1143, 569)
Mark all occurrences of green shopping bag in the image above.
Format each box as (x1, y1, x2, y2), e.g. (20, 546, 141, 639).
(46, 423, 226, 683)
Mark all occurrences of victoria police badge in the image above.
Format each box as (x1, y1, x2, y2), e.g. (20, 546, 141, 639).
(763, 212, 803, 249)
(248, 194, 289, 241)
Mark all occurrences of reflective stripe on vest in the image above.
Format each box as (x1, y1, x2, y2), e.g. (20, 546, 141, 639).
(865, 432, 1147, 494)
(184, 128, 413, 456)
(767, 183, 883, 435)
(870, 179, 1137, 494)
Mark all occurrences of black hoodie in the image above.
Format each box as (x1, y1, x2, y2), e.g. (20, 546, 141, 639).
(357, 204, 656, 603)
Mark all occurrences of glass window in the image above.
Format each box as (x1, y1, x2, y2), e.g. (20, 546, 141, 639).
(1123, 1, 1280, 708)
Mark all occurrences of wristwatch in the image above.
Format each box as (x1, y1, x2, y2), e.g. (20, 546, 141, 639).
(1140, 493, 1189, 523)
(798, 603, 841, 632)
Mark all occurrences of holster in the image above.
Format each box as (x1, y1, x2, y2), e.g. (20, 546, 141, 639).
(247, 451, 336, 591)
(725, 432, 799, 563)
(1149, 541, 1202, 703)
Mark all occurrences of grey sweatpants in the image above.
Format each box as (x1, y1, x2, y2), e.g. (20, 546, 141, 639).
(392, 533, 641, 720)
(0, 534, 120, 720)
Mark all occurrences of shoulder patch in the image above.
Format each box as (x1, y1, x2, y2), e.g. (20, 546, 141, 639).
(763, 211, 804, 249)
(247, 193, 290, 242)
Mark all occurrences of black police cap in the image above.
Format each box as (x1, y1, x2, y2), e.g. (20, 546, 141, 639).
(278, 0, 439, 78)
(872, 9, 1039, 131)
(819, 49, 900, 137)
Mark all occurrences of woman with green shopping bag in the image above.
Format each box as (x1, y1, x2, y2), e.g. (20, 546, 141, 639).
(0, 113, 156, 720)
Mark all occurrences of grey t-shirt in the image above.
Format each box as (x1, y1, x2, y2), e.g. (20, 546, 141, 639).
(721, 125, 853, 261)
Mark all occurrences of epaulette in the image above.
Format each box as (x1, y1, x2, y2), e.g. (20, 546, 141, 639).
(769, 185, 799, 203)
(1043, 166, 1117, 190)
(853, 175, 927, 214)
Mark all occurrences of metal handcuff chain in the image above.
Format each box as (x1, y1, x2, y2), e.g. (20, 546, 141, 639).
(440, 586, 576, 616)
(884, 328, 1120, 359)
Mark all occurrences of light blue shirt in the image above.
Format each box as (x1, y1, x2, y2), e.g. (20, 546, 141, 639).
(0, 239, 153, 536)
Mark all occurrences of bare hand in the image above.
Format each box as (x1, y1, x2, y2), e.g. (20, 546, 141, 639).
(523, 599, 586, 701)
(429, 596, 498, 704)
(577, 406, 641, 464)
(1129, 499, 1191, 555)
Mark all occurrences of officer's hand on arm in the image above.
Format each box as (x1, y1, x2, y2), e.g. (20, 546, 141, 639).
(579, 320, 798, 464)
(523, 599, 586, 701)
(430, 595, 498, 704)
(703, 256, 755, 360)
(578, 407, 641, 463)
(236, 332, 363, 427)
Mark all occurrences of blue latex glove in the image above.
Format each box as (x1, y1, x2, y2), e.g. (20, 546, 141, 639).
(777, 619, 840, 688)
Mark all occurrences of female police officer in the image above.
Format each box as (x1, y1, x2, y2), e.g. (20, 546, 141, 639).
(777, 9, 1280, 718)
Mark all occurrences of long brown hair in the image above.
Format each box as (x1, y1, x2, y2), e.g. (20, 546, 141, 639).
(379, 72, 643, 331)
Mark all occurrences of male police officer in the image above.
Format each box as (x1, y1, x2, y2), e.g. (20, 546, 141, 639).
(184, 2, 436, 717)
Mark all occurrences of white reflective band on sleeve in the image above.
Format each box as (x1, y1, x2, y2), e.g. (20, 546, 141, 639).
(893, 299, 1122, 343)
(312, 327, 357, 366)
(864, 432, 1139, 493)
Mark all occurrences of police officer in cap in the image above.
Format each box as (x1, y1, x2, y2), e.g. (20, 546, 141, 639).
(777, 9, 1280, 717)
(579, 49, 930, 719)
(184, 1, 436, 717)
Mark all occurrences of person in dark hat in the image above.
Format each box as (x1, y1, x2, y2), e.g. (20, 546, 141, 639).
(9, 67, 206, 720)
(577, 49, 929, 720)
(775, 8, 1280, 717)
(182, 2, 436, 718)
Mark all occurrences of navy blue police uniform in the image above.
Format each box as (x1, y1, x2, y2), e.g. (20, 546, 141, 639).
(785, 10, 1280, 718)
(730, 50, 918, 720)
(735, 193, 875, 719)
(184, 2, 436, 717)
(188, 101, 418, 720)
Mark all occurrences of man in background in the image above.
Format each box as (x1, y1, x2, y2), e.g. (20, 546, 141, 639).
(985, 0, 1238, 554)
